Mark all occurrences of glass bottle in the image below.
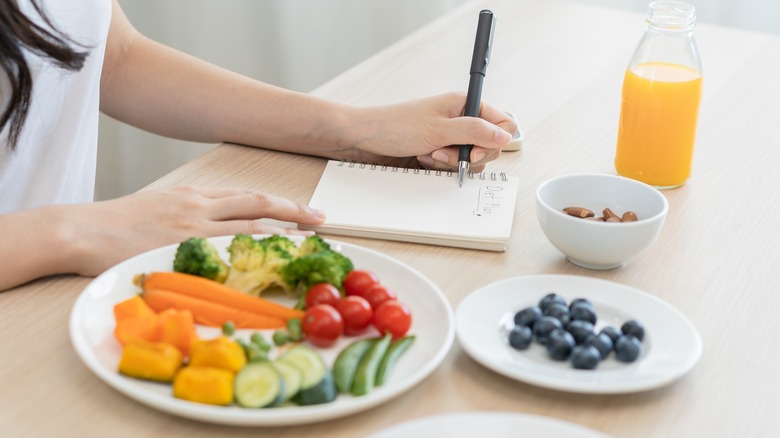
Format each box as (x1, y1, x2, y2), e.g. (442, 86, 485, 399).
(614, 1, 702, 189)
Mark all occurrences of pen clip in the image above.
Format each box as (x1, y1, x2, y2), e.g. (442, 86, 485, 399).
(485, 11, 496, 68)
(471, 10, 495, 75)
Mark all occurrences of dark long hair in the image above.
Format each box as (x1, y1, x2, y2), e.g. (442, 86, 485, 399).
(0, 0, 88, 149)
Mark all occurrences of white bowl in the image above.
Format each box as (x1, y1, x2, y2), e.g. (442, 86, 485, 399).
(535, 174, 669, 270)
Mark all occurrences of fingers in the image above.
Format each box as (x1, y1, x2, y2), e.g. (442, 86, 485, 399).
(436, 116, 511, 151)
(478, 103, 519, 140)
(208, 191, 326, 225)
(209, 219, 317, 238)
(417, 146, 501, 169)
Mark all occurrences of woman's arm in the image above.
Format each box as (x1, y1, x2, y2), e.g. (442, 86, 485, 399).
(0, 187, 325, 292)
(99, 0, 516, 168)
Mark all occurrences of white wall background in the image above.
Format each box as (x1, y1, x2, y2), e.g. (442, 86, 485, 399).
(96, 0, 780, 201)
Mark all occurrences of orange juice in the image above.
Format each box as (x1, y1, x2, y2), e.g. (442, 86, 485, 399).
(615, 62, 702, 188)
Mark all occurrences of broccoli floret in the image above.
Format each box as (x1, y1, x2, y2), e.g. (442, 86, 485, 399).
(280, 249, 354, 299)
(297, 235, 332, 257)
(223, 234, 294, 295)
(258, 235, 299, 256)
(173, 237, 230, 283)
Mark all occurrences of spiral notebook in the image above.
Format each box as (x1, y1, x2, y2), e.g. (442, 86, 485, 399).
(301, 160, 520, 251)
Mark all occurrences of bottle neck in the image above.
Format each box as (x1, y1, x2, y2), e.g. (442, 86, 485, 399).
(647, 0, 696, 31)
(629, 1, 701, 73)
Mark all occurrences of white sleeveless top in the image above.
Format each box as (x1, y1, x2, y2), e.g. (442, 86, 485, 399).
(0, 0, 112, 214)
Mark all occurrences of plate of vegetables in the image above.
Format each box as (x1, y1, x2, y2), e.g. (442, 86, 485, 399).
(69, 234, 454, 426)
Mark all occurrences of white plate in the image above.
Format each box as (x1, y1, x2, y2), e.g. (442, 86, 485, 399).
(368, 411, 610, 438)
(456, 275, 701, 393)
(69, 235, 454, 426)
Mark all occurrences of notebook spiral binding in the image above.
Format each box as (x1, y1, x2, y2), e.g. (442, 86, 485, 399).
(337, 159, 508, 181)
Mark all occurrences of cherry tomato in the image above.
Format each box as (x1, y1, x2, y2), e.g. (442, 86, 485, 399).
(301, 304, 344, 348)
(335, 296, 374, 335)
(373, 300, 412, 340)
(304, 282, 341, 309)
(363, 283, 398, 310)
(343, 269, 380, 298)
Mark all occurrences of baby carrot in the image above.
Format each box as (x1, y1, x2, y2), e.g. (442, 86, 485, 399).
(136, 272, 304, 321)
(142, 288, 286, 330)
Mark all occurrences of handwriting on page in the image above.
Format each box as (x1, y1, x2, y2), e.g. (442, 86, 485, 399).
(473, 185, 508, 216)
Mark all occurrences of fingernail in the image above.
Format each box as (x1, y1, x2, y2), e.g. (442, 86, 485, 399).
(309, 208, 326, 221)
(473, 151, 487, 162)
(494, 128, 511, 144)
(417, 154, 434, 167)
(431, 150, 448, 163)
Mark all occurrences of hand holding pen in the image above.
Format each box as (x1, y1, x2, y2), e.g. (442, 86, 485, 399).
(459, 9, 496, 187)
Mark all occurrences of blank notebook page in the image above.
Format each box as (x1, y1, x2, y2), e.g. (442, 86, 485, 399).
(302, 160, 520, 251)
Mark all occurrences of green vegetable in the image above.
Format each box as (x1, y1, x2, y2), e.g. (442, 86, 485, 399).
(286, 318, 303, 342)
(281, 249, 354, 306)
(172, 237, 230, 283)
(250, 332, 272, 351)
(240, 340, 268, 363)
(223, 234, 295, 295)
(296, 235, 332, 257)
(375, 335, 415, 386)
(221, 320, 235, 336)
(292, 371, 337, 406)
(234, 362, 285, 408)
(277, 345, 326, 389)
(270, 360, 303, 401)
(333, 338, 376, 393)
(351, 334, 392, 396)
(272, 330, 289, 346)
(277, 344, 336, 405)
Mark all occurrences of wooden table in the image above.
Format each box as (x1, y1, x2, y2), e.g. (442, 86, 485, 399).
(3, 0, 780, 436)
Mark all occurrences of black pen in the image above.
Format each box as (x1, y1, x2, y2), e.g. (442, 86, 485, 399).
(458, 9, 496, 187)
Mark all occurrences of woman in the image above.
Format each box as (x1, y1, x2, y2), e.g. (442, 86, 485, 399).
(0, 0, 516, 291)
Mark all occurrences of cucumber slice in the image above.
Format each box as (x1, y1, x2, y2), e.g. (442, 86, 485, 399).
(277, 345, 327, 390)
(234, 362, 285, 408)
(270, 360, 303, 401)
(333, 338, 376, 393)
(292, 370, 337, 405)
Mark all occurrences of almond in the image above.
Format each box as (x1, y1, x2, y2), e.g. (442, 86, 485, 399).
(563, 207, 595, 218)
(621, 211, 638, 222)
(603, 208, 620, 220)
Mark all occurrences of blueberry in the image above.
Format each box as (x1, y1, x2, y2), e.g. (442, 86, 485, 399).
(538, 293, 566, 312)
(570, 345, 601, 370)
(621, 320, 645, 342)
(513, 306, 542, 328)
(569, 298, 593, 310)
(565, 319, 595, 344)
(569, 303, 597, 325)
(615, 335, 642, 362)
(583, 332, 613, 359)
(599, 326, 622, 344)
(532, 316, 563, 345)
(508, 325, 533, 350)
(543, 302, 570, 325)
(546, 328, 575, 361)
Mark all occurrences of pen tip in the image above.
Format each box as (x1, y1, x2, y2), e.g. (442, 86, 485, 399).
(457, 161, 469, 188)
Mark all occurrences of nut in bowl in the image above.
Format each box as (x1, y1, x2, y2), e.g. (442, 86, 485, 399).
(535, 174, 668, 270)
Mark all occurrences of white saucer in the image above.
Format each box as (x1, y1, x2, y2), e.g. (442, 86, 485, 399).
(456, 275, 701, 394)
